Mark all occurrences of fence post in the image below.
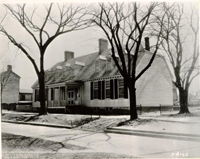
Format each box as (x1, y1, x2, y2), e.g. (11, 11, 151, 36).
(140, 104, 142, 115)
(160, 104, 162, 115)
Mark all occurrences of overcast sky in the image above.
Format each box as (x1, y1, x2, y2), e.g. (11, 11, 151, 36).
(0, 0, 199, 94)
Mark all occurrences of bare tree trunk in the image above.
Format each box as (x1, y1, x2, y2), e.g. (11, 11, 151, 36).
(128, 79, 138, 120)
(38, 72, 47, 115)
(178, 87, 190, 114)
(38, 53, 47, 115)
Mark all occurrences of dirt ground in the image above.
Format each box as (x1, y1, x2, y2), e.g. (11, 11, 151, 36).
(2, 133, 136, 159)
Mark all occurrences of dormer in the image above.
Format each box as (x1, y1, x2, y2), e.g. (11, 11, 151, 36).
(56, 66, 62, 70)
(73, 61, 85, 75)
(65, 63, 71, 67)
(95, 55, 107, 72)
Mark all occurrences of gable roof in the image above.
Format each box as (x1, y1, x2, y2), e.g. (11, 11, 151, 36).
(32, 44, 155, 88)
(0, 70, 20, 80)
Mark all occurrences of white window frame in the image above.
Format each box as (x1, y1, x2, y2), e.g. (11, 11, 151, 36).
(118, 79, 124, 98)
(105, 80, 110, 98)
(93, 81, 98, 99)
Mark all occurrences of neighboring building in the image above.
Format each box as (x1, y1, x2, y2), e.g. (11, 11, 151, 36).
(19, 89, 32, 101)
(1, 65, 20, 110)
(189, 92, 200, 106)
(17, 89, 33, 111)
(32, 38, 174, 113)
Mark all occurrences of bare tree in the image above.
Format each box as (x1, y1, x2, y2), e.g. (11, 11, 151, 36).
(91, 2, 165, 120)
(0, 3, 89, 115)
(157, 3, 199, 114)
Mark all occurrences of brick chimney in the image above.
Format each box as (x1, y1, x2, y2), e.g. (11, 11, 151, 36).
(99, 38, 108, 55)
(145, 37, 150, 51)
(64, 51, 74, 61)
(7, 65, 12, 72)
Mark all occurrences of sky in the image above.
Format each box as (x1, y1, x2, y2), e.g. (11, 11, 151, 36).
(0, 0, 199, 94)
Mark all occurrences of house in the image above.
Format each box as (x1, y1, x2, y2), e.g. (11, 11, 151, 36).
(1, 65, 20, 110)
(32, 38, 174, 114)
(17, 89, 33, 111)
(19, 89, 32, 101)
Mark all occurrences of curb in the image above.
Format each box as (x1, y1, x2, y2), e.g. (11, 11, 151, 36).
(105, 127, 200, 142)
(2, 120, 73, 129)
(139, 117, 200, 124)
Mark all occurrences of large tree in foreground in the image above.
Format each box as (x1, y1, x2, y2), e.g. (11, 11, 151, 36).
(0, 3, 89, 115)
(91, 2, 165, 120)
(157, 3, 199, 114)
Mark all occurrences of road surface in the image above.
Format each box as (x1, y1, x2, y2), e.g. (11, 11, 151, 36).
(2, 122, 200, 158)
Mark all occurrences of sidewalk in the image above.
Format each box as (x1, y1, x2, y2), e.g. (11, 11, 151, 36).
(2, 122, 200, 158)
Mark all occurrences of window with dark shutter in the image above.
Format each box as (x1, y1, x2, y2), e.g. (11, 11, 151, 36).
(110, 79, 114, 99)
(115, 79, 118, 99)
(98, 81, 102, 99)
(93, 82, 98, 99)
(106, 80, 110, 98)
(118, 79, 124, 98)
(102, 81, 105, 99)
(91, 82, 93, 100)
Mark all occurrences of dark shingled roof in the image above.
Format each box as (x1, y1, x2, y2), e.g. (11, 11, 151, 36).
(32, 45, 145, 88)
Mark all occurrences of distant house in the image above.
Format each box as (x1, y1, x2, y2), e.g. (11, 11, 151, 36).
(1, 65, 20, 110)
(32, 38, 174, 113)
(17, 89, 33, 111)
(19, 89, 32, 102)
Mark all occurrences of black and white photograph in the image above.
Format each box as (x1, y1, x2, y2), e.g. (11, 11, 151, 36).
(0, 0, 200, 158)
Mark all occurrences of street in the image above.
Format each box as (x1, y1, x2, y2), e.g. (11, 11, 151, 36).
(2, 122, 200, 158)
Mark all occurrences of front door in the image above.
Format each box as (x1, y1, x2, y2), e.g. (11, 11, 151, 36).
(68, 89, 74, 105)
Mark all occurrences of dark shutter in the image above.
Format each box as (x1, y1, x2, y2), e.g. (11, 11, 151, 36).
(124, 78, 128, 99)
(115, 79, 118, 99)
(110, 79, 114, 99)
(35, 89, 37, 102)
(102, 80, 105, 99)
(98, 81, 102, 99)
(91, 82, 93, 100)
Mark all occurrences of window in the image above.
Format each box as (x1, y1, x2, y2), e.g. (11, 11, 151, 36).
(91, 81, 105, 100)
(19, 94, 25, 101)
(105, 80, 110, 98)
(90, 79, 127, 100)
(93, 82, 98, 99)
(118, 79, 124, 98)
